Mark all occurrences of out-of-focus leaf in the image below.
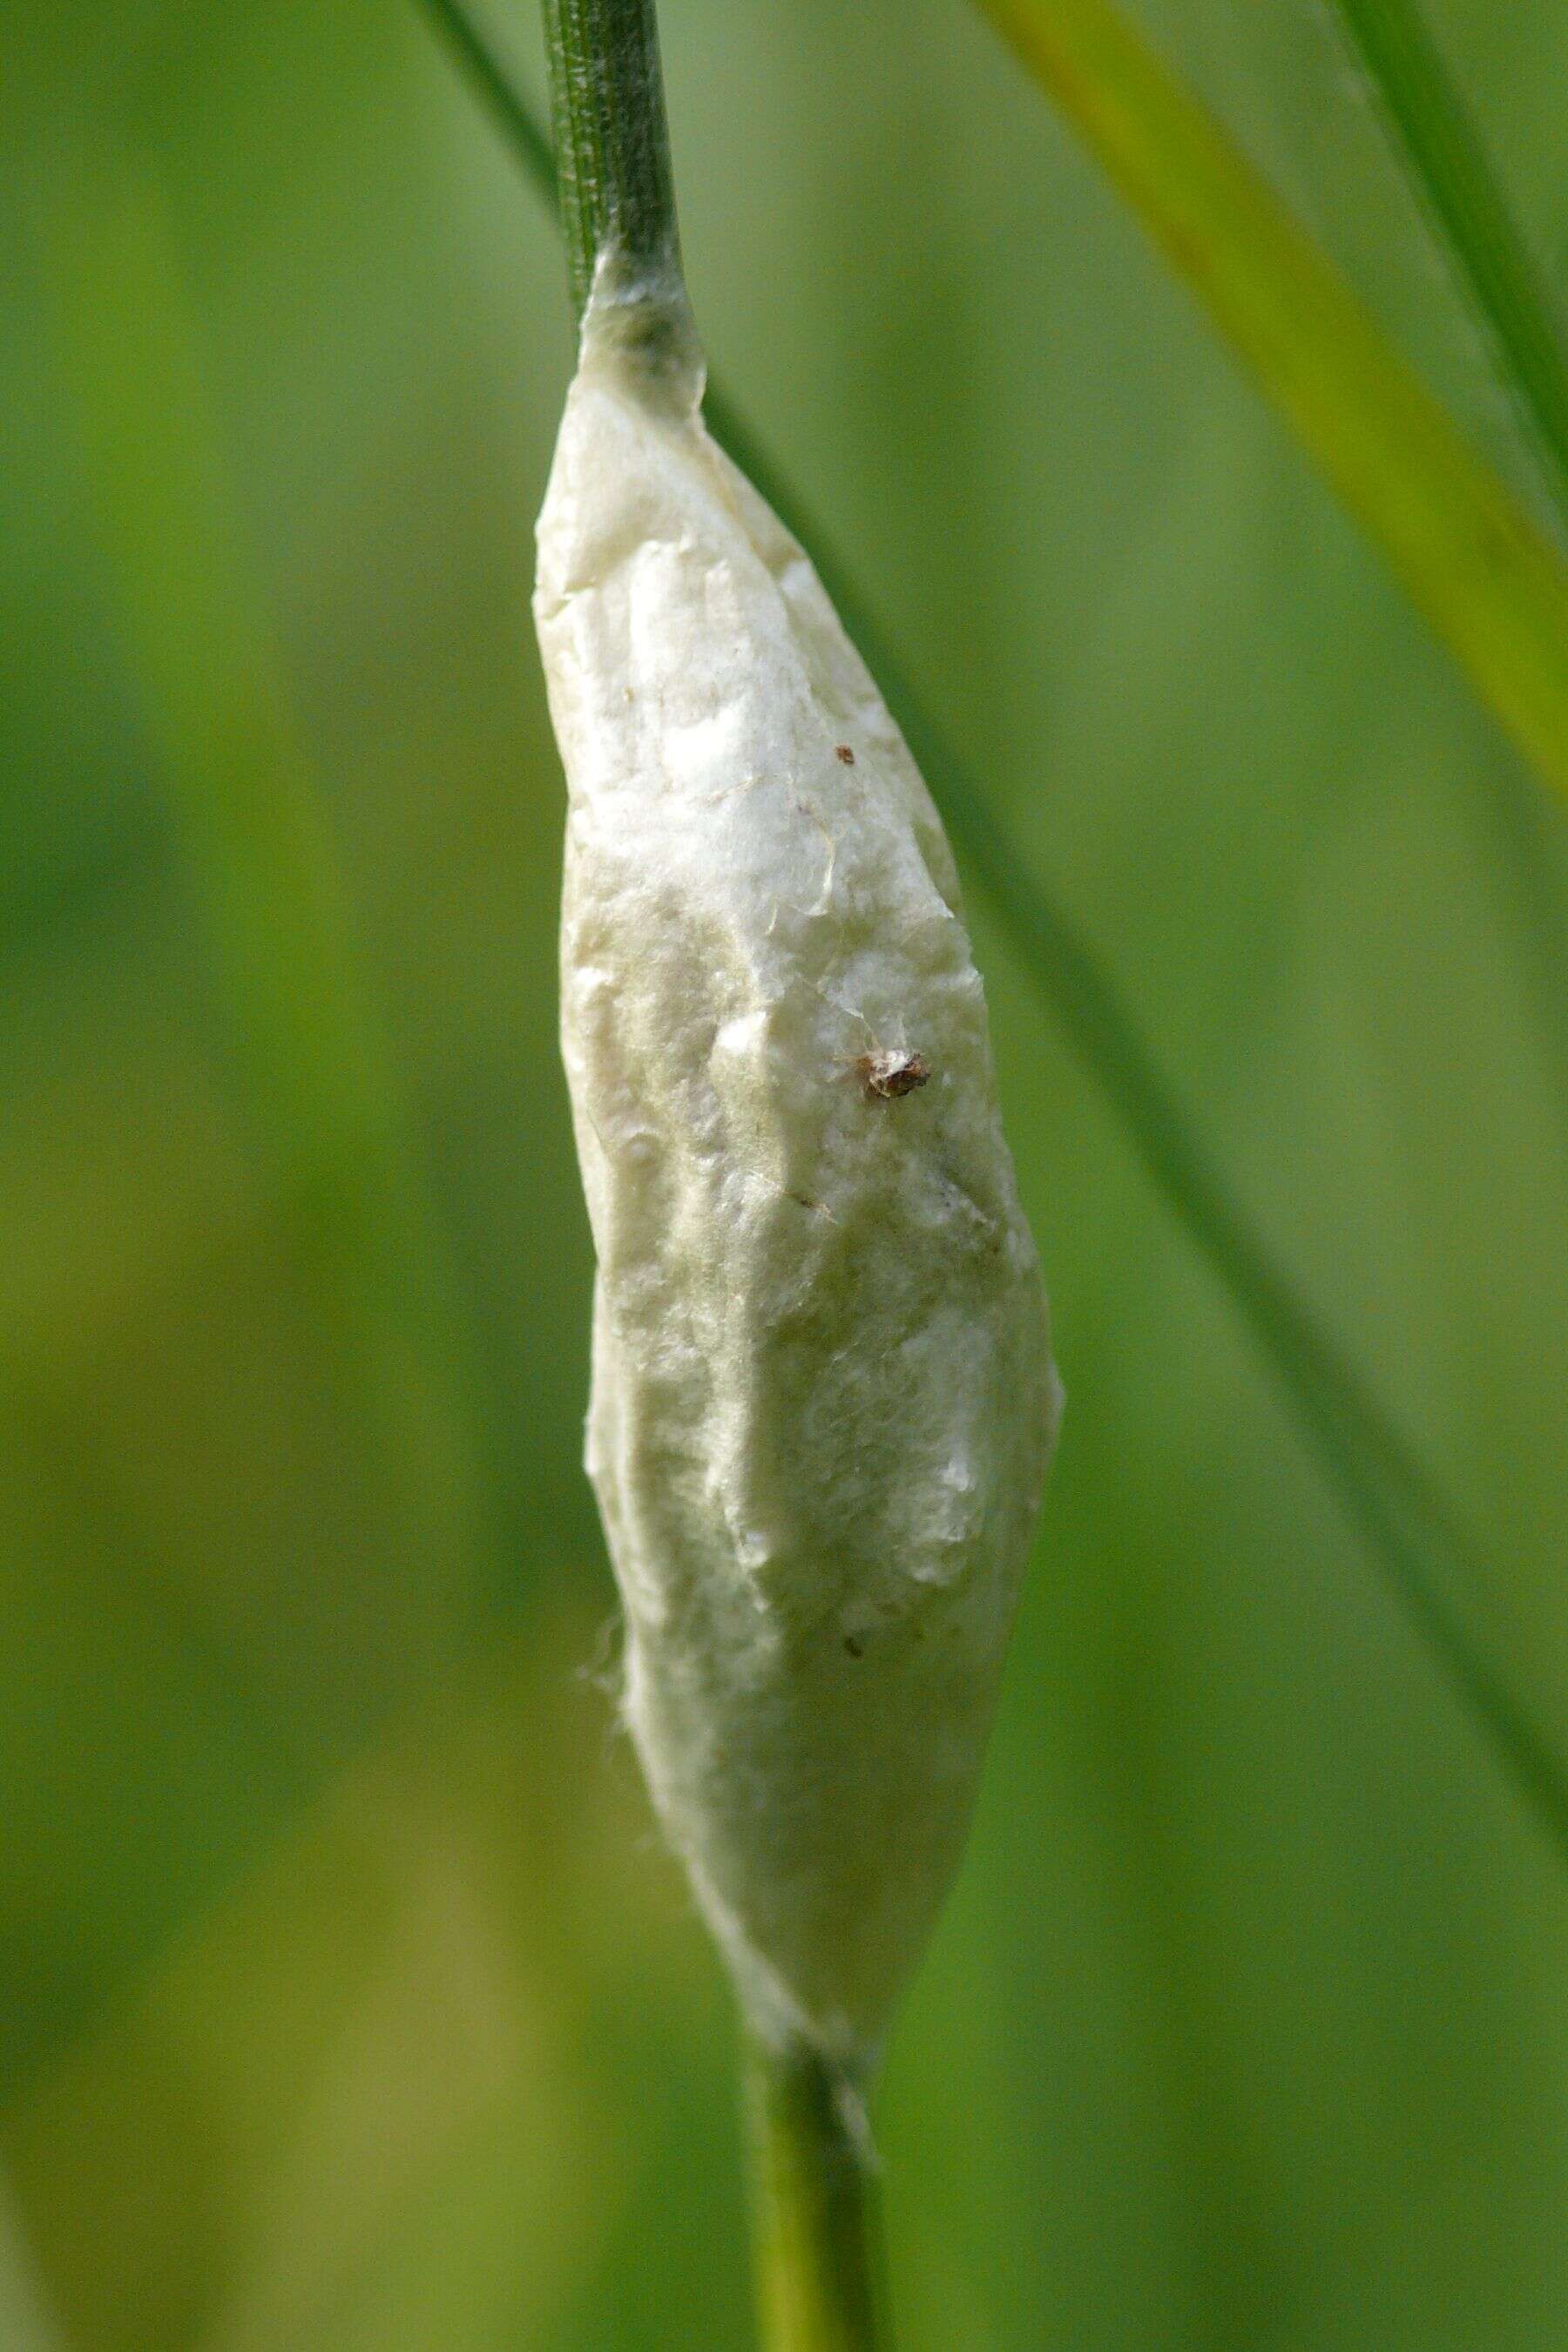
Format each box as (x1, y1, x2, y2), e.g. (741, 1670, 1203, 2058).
(0, 1608, 696, 2352)
(26, 155, 500, 1651)
(1321, 0, 1568, 527)
(972, 0, 1568, 806)
(0, 2183, 67, 2352)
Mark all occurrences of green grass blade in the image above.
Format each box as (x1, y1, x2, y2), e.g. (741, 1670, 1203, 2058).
(416, 0, 1568, 1857)
(1324, 0, 1568, 526)
(746, 2043, 892, 2352)
(971, 0, 1568, 808)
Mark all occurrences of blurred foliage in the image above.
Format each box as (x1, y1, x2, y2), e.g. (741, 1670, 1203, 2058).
(2, 0, 1566, 2346)
(976, 0, 1568, 807)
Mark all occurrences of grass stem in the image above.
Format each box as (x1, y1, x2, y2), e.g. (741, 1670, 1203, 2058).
(540, 0, 689, 347)
(746, 2041, 892, 2352)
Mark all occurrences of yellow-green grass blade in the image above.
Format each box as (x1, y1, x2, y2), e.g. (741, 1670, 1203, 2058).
(972, 0, 1568, 808)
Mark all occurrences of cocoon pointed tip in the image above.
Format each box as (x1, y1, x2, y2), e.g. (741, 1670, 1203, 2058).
(536, 288, 1062, 2064)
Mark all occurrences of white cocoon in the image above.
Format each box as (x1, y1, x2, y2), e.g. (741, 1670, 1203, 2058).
(536, 298, 1062, 2065)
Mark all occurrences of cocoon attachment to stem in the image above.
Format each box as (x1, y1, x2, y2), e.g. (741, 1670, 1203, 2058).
(537, 0, 1060, 2338)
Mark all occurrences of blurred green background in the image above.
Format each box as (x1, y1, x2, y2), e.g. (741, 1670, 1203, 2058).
(3, 0, 1568, 2344)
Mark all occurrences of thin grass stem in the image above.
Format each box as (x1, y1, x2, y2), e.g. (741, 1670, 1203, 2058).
(745, 2041, 892, 2352)
(539, 0, 696, 390)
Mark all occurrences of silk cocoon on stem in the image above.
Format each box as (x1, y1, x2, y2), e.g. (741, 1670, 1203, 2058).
(536, 287, 1061, 2064)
